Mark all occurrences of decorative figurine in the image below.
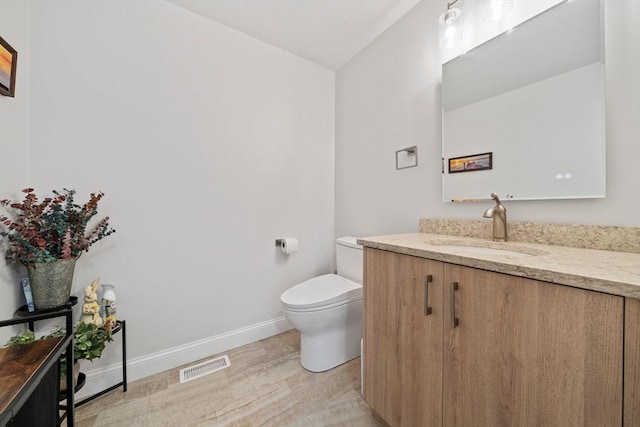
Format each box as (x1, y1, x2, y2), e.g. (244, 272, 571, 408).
(101, 284, 117, 329)
(80, 278, 104, 327)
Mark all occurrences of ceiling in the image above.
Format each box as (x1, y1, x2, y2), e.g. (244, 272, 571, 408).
(166, 0, 421, 70)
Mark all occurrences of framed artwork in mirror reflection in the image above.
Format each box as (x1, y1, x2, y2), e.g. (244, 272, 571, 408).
(448, 152, 492, 173)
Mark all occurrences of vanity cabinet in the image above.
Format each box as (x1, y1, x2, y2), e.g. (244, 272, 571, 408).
(443, 263, 623, 427)
(363, 248, 444, 426)
(363, 248, 625, 427)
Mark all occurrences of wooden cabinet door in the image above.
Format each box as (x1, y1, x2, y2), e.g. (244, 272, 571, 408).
(443, 264, 624, 427)
(363, 248, 444, 427)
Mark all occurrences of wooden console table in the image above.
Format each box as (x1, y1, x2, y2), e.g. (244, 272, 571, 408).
(0, 307, 75, 427)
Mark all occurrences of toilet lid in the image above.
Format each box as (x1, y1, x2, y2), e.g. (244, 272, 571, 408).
(281, 274, 363, 310)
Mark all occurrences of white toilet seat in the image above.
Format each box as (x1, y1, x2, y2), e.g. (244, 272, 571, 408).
(281, 273, 362, 312)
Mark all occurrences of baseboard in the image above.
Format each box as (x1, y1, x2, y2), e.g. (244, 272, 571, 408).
(76, 316, 292, 400)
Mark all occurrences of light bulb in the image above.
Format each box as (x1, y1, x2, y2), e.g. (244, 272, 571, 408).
(484, 0, 513, 22)
(439, 7, 462, 48)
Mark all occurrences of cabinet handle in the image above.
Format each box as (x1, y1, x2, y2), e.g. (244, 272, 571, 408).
(424, 275, 433, 316)
(450, 282, 459, 328)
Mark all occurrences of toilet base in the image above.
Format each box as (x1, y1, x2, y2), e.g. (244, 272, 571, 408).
(293, 299, 363, 372)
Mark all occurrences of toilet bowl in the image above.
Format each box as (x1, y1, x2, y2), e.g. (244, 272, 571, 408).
(281, 237, 364, 372)
(282, 274, 363, 372)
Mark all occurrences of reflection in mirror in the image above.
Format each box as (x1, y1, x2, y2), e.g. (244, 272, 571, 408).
(442, 0, 605, 202)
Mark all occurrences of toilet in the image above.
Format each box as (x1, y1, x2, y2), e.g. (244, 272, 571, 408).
(280, 236, 363, 372)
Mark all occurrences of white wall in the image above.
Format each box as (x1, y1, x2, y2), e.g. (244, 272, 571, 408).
(1, 0, 335, 382)
(0, 0, 30, 343)
(335, 0, 640, 239)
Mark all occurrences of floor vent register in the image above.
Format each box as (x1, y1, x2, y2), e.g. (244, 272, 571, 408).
(179, 355, 231, 384)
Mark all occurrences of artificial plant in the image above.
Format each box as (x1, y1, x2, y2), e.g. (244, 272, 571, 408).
(0, 188, 115, 264)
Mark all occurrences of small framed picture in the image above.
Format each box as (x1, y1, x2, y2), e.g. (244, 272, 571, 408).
(0, 36, 18, 97)
(448, 152, 492, 173)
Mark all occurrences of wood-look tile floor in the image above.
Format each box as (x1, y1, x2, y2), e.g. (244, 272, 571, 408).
(75, 330, 381, 427)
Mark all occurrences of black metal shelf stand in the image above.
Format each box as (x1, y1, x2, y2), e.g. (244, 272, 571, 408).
(73, 320, 127, 407)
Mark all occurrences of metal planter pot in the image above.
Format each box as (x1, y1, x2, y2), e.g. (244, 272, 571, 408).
(26, 258, 77, 310)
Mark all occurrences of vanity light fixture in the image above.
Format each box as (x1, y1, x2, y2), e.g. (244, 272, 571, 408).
(439, 0, 463, 48)
(484, 0, 514, 22)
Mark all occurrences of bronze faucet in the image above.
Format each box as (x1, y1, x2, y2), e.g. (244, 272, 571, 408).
(483, 192, 507, 242)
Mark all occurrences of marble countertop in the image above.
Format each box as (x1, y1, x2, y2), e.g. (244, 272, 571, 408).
(358, 233, 640, 299)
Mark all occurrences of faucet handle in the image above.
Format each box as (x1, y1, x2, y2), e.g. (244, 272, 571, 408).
(490, 192, 506, 211)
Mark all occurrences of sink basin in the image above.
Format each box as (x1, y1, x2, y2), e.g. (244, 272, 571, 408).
(424, 238, 550, 257)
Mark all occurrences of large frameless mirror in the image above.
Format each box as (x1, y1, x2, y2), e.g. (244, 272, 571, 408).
(442, 0, 605, 202)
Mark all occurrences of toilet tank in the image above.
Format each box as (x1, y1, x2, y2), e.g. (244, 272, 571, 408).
(336, 236, 363, 284)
